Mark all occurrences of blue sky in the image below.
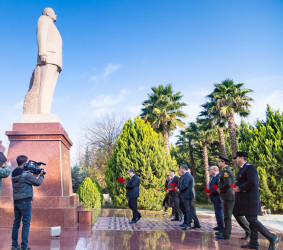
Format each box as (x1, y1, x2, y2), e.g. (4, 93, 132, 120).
(1, 0, 283, 162)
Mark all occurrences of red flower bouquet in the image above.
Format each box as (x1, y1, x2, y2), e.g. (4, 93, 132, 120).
(204, 185, 212, 194)
(212, 184, 218, 190)
(117, 177, 125, 185)
(231, 184, 236, 188)
(169, 183, 178, 187)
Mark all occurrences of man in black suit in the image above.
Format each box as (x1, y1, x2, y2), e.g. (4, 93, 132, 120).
(168, 170, 182, 221)
(207, 165, 224, 232)
(126, 168, 142, 224)
(178, 164, 200, 230)
(233, 152, 280, 250)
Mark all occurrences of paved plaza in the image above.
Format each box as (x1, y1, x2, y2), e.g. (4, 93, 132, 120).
(0, 208, 282, 250)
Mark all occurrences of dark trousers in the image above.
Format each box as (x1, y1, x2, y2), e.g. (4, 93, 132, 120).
(213, 201, 224, 230)
(128, 198, 141, 221)
(233, 214, 250, 236)
(172, 195, 182, 219)
(181, 198, 200, 226)
(12, 201, 32, 249)
(246, 215, 277, 246)
(223, 200, 235, 237)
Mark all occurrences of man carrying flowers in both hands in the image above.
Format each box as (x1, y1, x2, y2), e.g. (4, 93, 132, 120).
(125, 168, 142, 224)
(207, 165, 224, 232)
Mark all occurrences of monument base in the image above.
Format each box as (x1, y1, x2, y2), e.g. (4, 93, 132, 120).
(21, 114, 61, 123)
(0, 122, 88, 229)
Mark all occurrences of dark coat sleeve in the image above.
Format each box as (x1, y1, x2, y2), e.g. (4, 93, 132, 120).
(238, 165, 257, 192)
(126, 175, 140, 189)
(210, 176, 219, 196)
(219, 171, 232, 193)
(179, 174, 190, 192)
(23, 172, 44, 186)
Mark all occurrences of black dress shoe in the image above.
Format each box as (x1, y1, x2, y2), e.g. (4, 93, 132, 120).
(213, 226, 220, 231)
(240, 243, 259, 249)
(182, 225, 192, 230)
(241, 234, 250, 240)
(129, 220, 137, 224)
(192, 225, 201, 229)
(179, 223, 187, 227)
(215, 235, 230, 240)
(269, 236, 280, 250)
(215, 231, 223, 236)
(171, 218, 179, 221)
(136, 214, 142, 221)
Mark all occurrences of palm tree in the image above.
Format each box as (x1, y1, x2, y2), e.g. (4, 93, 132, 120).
(210, 79, 253, 171)
(176, 122, 198, 178)
(196, 118, 217, 187)
(141, 84, 187, 153)
(200, 99, 227, 157)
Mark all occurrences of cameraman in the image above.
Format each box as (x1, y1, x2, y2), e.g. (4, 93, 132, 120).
(0, 152, 11, 196)
(11, 155, 44, 250)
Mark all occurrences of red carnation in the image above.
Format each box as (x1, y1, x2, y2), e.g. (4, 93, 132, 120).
(165, 188, 169, 192)
(205, 189, 212, 194)
(212, 184, 218, 190)
(231, 184, 236, 188)
(117, 177, 125, 184)
(169, 183, 175, 187)
(204, 185, 208, 191)
(171, 187, 177, 192)
(157, 189, 160, 191)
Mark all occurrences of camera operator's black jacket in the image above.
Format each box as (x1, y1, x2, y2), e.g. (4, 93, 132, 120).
(12, 167, 44, 204)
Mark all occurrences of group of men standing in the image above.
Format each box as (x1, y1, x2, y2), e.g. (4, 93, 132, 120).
(167, 165, 200, 230)
(208, 152, 280, 250)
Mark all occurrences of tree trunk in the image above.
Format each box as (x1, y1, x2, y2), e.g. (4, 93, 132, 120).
(227, 113, 238, 172)
(217, 126, 227, 157)
(202, 140, 210, 186)
(189, 146, 196, 179)
(162, 120, 170, 154)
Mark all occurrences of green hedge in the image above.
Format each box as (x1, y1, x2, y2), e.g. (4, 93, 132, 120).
(77, 177, 103, 209)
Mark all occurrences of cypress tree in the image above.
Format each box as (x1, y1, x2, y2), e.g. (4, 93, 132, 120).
(105, 117, 177, 210)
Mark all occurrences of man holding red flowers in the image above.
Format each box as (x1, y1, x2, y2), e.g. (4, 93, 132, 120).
(207, 165, 224, 232)
(233, 152, 280, 250)
(126, 168, 142, 224)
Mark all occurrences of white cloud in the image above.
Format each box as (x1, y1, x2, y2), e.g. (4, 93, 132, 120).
(90, 63, 121, 82)
(91, 89, 129, 108)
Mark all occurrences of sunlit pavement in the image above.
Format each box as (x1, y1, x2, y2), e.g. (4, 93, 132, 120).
(0, 208, 282, 250)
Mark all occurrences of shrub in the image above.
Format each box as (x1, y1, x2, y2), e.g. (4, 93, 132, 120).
(77, 177, 103, 209)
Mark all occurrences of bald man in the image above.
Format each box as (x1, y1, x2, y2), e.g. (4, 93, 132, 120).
(208, 166, 224, 232)
(23, 7, 62, 114)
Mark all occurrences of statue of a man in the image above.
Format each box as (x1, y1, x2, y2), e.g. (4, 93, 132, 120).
(23, 7, 62, 115)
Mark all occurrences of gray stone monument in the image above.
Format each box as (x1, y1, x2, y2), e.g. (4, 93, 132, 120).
(22, 7, 62, 123)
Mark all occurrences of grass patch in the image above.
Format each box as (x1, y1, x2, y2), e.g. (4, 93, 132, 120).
(195, 203, 214, 210)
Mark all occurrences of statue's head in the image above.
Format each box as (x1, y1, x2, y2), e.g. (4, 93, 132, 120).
(42, 7, 57, 22)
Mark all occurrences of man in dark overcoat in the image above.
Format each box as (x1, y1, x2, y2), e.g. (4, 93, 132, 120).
(233, 152, 280, 250)
(208, 165, 224, 232)
(215, 155, 235, 240)
(178, 164, 200, 230)
(126, 168, 142, 224)
(168, 170, 182, 221)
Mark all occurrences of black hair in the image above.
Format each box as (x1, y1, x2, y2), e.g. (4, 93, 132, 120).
(169, 170, 175, 173)
(16, 155, 28, 166)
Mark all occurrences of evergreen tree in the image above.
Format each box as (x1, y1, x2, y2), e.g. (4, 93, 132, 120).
(77, 177, 103, 209)
(71, 165, 88, 193)
(238, 105, 283, 213)
(105, 117, 177, 210)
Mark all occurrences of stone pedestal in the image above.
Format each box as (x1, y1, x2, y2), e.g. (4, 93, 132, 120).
(0, 123, 83, 228)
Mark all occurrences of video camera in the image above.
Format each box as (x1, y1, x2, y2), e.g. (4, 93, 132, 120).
(0, 152, 7, 166)
(24, 160, 46, 175)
